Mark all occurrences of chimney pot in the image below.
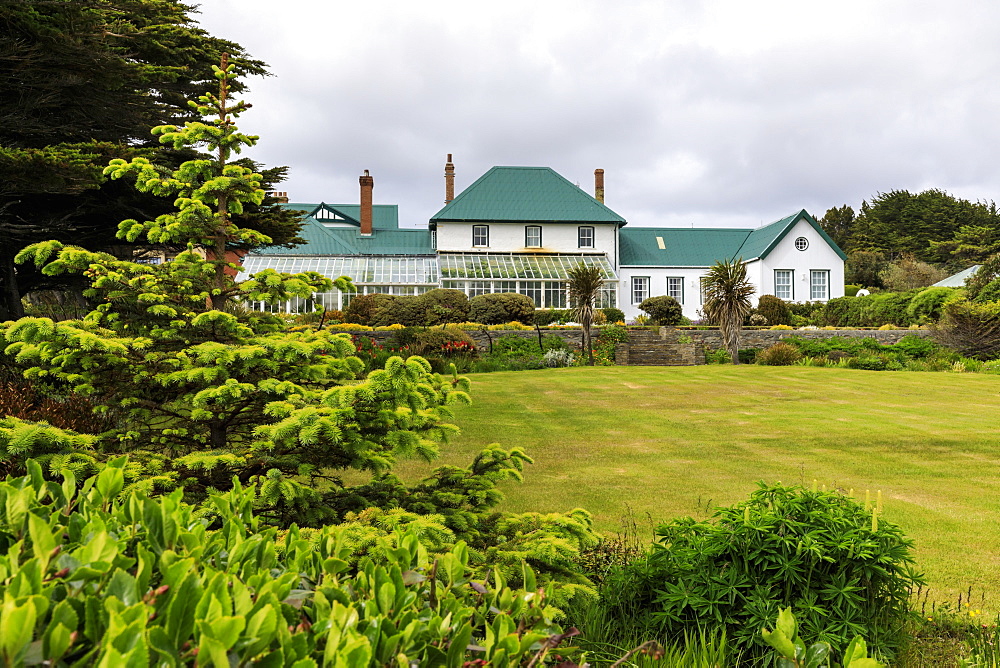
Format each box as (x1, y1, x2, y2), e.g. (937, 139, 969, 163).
(359, 171, 374, 235)
(594, 169, 605, 203)
(445, 154, 455, 204)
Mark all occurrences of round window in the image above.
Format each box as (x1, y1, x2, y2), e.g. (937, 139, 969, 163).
(794, 236, 809, 251)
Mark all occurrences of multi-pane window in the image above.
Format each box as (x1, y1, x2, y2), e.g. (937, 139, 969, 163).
(468, 283, 491, 297)
(631, 276, 649, 304)
(525, 226, 542, 248)
(544, 283, 567, 308)
(472, 225, 489, 247)
(578, 226, 595, 248)
(667, 277, 683, 303)
(774, 270, 793, 300)
(810, 270, 829, 300)
(520, 281, 543, 306)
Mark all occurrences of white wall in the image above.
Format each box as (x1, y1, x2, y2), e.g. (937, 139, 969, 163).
(436, 222, 619, 264)
(755, 220, 845, 302)
(618, 221, 845, 321)
(617, 267, 710, 320)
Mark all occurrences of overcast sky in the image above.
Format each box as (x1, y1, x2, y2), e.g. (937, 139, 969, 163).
(195, 0, 1000, 230)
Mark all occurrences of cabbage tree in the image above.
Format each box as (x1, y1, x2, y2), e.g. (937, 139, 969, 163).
(703, 258, 754, 363)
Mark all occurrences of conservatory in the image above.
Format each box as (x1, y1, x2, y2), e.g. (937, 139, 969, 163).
(238, 254, 440, 312)
(437, 252, 618, 309)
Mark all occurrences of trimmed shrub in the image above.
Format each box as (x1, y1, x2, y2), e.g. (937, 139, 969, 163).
(468, 292, 536, 325)
(596, 484, 921, 661)
(756, 294, 792, 326)
(757, 342, 802, 365)
(602, 307, 625, 324)
(370, 294, 426, 327)
(820, 291, 919, 327)
(906, 286, 957, 323)
(419, 289, 471, 325)
(637, 295, 683, 325)
(344, 293, 396, 325)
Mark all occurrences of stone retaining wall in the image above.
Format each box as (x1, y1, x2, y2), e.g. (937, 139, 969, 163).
(350, 327, 929, 353)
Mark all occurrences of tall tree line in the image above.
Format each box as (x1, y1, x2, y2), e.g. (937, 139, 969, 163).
(0, 0, 302, 321)
(819, 189, 1000, 272)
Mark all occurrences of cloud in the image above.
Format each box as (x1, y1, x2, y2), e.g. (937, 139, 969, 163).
(195, 0, 1000, 228)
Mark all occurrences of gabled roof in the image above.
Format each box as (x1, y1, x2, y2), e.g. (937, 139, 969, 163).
(281, 202, 401, 230)
(933, 265, 979, 287)
(619, 210, 847, 266)
(737, 210, 847, 262)
(254, 216, 433, 256)
(429, 166, 627, 225)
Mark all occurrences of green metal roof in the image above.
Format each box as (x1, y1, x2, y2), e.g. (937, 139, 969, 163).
(737, 210, 847, 262)
(281, 202, 401, 230)
(429, 167, 627, 225)
(619, 210, 847, 266)
(619, 228, 753, 266)
(254, 216, 433, 256)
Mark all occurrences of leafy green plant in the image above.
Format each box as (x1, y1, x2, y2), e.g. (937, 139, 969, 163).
(595, 484, 922, 661)
(705, 348, 732, 364)
(0, 458, 580, 666)
(763, 608, 884, 667)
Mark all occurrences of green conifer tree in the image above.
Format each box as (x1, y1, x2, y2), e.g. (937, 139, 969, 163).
(2, 58, 471, 524)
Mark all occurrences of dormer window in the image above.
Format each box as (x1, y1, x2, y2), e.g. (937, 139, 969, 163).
(315, 207, 333, 220)
(525, 226, 542, 248)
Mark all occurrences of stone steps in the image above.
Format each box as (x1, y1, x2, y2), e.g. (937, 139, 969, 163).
(616, 330, 705, 366)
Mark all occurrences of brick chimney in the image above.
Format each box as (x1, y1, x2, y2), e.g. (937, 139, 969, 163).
(594, 169, 605, 203)
(445, 154, 455, 203)
(266, 190, 289, 203)
(359, 170, 374, 235)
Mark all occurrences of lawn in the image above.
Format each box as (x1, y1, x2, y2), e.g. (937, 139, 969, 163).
(397, 365, 1000, 611)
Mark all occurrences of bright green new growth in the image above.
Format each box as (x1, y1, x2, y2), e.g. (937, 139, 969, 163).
(0, 458, 572, 666)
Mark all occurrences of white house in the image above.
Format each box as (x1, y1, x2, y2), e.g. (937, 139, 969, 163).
(239, 159, 846, 319)
(618, 211, 847, 320)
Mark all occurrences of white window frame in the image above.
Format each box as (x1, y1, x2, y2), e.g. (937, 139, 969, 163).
(472, 225, 489, 247)
(774, 269, 793, 300)
(525, 225, 542, 248)
(810, 270, 830, 300)
(667, 276, 683, 303)
(631, 276, 649, 305)
(578, 226, 595, 249)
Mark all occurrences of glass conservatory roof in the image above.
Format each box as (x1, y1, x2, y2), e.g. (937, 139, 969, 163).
(438, 253, 616, 281)
(239, 255, 439, 285)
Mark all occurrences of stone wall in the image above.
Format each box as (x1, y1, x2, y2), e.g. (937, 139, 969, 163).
(666, 327, 930, 350)
(351, 326, 929, 354)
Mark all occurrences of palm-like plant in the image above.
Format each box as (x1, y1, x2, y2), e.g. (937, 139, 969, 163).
(567, 263, 605, 365)
(703, 258, 755, 364)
